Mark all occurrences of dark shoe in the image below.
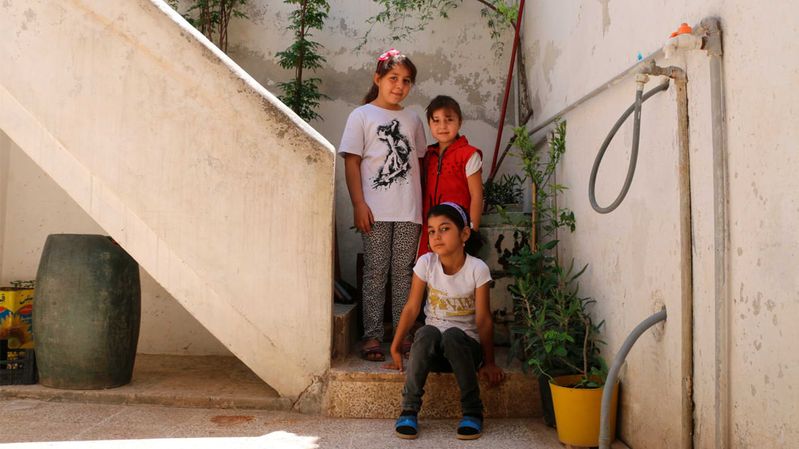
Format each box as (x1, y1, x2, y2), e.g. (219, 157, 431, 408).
(456, 415, 483, 440)
(395, 414, 418, 439)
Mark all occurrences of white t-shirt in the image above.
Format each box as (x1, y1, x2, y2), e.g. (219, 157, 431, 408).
(339, 104, 427, 224)
(465, 152, 482, 176)
(414, 253, 493, 342)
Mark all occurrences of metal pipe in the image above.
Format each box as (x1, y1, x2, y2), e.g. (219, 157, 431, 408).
(599, 308, 668, 449)
(525, 18, 707, 139)
(673, 69, 695, 449)
(489, 0, 526, 178)
(698, 17, 730, 449)
(527, 48, 663, 137)
(593, 63, 693, 449)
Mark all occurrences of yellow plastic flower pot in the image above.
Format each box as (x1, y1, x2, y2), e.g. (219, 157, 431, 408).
(549, 374, 619, 447)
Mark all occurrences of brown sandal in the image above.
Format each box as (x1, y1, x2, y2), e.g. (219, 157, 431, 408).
(360, 340, 385, 362)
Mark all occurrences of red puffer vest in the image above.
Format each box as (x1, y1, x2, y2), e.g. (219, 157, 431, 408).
(418, 135, 481, 257)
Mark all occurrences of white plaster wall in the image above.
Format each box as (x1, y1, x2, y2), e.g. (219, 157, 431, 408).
(0, 132, 10, 280)
(523, 1, 799, 447)
(225, 0, 516, 286)
(0, 136, 230, 356)
(0, 0, 334, 397)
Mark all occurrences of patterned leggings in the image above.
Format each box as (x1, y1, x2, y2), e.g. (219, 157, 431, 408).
(361, 221, 421, 342)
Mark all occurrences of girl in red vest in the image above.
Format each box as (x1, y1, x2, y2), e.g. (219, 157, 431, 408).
(419, 96, 484, 257)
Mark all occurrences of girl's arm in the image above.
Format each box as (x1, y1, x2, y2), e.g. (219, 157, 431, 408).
(467, 170, 484, 230)
(343, 154, 374, 233)
(475, 282, 505, 385)
(384, 273, 426, 372)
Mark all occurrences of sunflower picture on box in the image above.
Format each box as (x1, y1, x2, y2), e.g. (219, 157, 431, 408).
(0, 282, 34, 350)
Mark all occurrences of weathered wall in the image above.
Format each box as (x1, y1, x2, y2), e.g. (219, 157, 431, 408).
(0, 0, 335, 397)
(225, 0, 516, 286)
(0, 132, 9, 280)
(522, 1, 798, 448)
(0, 135, 229, 356)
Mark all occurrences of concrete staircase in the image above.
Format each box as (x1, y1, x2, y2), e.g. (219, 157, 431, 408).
(0, 0, 335, 399)
(327, 303, 541, 419)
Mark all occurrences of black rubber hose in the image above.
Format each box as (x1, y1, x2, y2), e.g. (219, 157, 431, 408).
(589, 80, 670, 214)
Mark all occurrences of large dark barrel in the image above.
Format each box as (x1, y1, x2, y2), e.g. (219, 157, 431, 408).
(33, 234, 140, 389)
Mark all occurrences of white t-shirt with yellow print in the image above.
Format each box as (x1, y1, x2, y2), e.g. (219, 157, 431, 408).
(414, 252, 492, 342)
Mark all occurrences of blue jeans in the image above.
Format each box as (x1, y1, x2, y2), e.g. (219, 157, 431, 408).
(401, 325, 483, 416)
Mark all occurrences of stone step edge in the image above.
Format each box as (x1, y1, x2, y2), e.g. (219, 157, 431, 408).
(328, 368, 536, 382)
(323, 369, 542, 419)
(0, 386, 294, 411)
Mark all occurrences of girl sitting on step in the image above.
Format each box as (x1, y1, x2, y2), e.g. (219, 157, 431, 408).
(384, 202, 505, 440)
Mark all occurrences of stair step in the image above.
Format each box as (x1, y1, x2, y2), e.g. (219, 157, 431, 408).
(324, 346, 541, 418)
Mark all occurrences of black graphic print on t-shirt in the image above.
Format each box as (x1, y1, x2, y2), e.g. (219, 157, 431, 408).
(372, 119, 413, 189)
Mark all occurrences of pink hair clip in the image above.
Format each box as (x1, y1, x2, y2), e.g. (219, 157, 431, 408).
(378, 48, 401, 62)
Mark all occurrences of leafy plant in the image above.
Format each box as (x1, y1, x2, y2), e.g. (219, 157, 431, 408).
(167, 0, 249, 53)
(276, 0, 330, 122)
(509, 252, 606, 385)
(515, 119, 575, 243)
(507, 120, 606, 386)
(359, 0, 517, 54)
(483, 173, 523, 212)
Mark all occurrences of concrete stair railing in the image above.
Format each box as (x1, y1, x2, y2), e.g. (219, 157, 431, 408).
(0, 0, 334, 398)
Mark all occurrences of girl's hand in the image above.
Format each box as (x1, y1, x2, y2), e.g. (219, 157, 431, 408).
(353, 201, 375, 233)
(383, 344, 404, 372)
(479, 362, 505, 386)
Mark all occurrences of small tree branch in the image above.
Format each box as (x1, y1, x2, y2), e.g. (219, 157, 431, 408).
(582, 317, 590, 377)
(474, 0, 517, 28)
(475, 0, 498, 13)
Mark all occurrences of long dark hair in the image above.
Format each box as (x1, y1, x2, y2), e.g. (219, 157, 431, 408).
(362, 52, 418, 104)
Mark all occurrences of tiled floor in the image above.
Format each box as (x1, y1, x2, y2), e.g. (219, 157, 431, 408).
(0, 399, 565, 449)
(0, 354, 629, 448)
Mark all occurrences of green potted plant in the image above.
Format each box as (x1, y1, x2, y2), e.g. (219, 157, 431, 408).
(506, 120, 618, 445)
(546, 320, 617, 447)
(483, 173, 523, 212)
(509, 252, 614, 436)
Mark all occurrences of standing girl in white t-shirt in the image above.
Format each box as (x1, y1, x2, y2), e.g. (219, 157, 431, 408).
(385, 202, 505, 440)
(339, 49, 427, 362)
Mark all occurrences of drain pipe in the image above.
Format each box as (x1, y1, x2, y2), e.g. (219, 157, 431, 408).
(697, 17, 730, 449)
(591, 58, 694, 448)
(675, 66, 695, 449)
(598, 308, 668, 449)
(638, 60, 694, 449)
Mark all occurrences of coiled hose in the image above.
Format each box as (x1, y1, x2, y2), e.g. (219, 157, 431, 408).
(588, 80, 671, 213)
